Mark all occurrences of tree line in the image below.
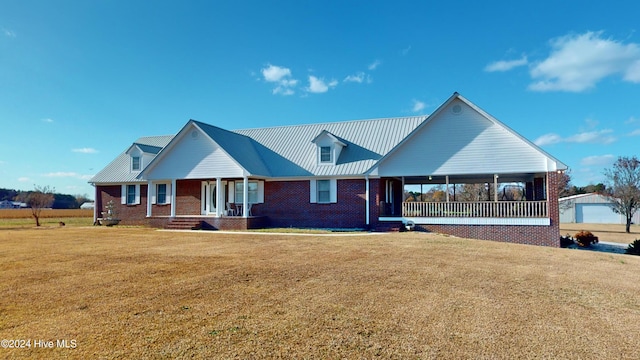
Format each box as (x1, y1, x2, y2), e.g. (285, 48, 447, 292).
(0, 187, 91, 209)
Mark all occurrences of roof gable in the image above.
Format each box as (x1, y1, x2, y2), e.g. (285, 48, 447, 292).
(369, 93, 568, 176)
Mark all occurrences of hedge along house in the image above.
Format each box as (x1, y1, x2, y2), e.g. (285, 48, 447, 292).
(89, 93, 567, 246)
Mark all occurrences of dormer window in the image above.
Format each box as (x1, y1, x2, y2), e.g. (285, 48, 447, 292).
(320, 146, 331, 163)
(312, 130, 346, 166)
(132, 156, 141, 171)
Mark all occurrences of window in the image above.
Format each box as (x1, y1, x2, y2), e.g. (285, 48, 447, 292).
(127, 185, 136, 205)
(132, 156, 141, 171)
(235, 181, 259, 203)
(320, 146, 331, 163)
(157, 184, 167, 204)
(317, 180, 330, 203)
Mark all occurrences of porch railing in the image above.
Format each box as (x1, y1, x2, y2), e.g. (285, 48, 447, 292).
(402, 201, 548, 218)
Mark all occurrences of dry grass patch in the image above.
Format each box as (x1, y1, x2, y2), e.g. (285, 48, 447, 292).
(560, 223, 640, 244)
(0, 227, 639, 359)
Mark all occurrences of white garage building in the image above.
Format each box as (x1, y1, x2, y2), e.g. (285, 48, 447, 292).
(559, 193, 640, 224)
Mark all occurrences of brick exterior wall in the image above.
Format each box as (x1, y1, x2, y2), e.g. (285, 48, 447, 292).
(175, 179, 201, 216)
(95, 184, 148, 225)
(95, 172, 562, 247)
(259, 179, 369, 228)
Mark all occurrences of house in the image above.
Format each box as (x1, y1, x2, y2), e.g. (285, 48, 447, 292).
(89, 93, 567, 246)
(559, 193, 640, 224)
(0, 200, 26, 209)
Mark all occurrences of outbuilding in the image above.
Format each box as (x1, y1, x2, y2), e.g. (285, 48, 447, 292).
(559, 193, 640, 224)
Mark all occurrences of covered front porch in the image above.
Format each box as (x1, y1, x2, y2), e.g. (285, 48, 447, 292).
(145, 177, 268, 230)
(378, 172, 554, 226)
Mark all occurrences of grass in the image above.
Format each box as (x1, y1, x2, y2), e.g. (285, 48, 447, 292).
(0, 227, 639, 358)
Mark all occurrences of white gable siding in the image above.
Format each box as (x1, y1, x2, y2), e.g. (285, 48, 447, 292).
(377, 100, 551, 176)
(145, 127, 244, 180)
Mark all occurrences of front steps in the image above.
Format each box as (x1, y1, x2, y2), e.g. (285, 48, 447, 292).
(165, 218, 203, 230)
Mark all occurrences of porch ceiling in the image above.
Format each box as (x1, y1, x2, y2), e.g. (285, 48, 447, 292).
(400, 173, 541, 185)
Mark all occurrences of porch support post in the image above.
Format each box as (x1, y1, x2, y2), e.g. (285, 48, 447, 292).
(93, 185, 98, 223)
(401, 177, 405, 201)
(215, 177, 222, 217)
(494, 174, 499, 202)
(243, 176, 249, 217)
(146, 180, 152, 217)
(170, 179, 177, 217)
(365, 176, 370, 225)
(446, 175, 450, 203)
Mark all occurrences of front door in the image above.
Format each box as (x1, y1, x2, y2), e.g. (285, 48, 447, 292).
(202, 181, 226, 215)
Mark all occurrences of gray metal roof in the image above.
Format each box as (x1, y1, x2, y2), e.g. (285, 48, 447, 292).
(90, 135, 173, 184)
(234, 116, 427, 176)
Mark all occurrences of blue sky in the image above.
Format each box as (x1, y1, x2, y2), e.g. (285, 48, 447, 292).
(2, 1, 640, 199)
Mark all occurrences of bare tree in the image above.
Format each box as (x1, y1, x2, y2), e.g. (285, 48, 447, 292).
(15, 185, 55, 226)
(603, 156, 640, 233)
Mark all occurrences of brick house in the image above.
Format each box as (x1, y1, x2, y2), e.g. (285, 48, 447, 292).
(90, 93, 567, 246)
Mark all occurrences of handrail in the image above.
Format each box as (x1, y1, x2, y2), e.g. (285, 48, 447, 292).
(402, 201, 548, 218)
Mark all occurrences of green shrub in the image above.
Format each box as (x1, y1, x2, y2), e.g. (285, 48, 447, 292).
(574, 230, 598, 247)
(626, 239, 640, 256)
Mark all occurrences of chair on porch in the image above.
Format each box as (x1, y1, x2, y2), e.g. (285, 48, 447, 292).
(225, 202, 237, 216)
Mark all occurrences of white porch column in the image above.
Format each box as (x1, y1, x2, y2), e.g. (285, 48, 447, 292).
(365, 176, 370, 225)
(146, 180, 152, 217)
(243, 176, 249, 217)
(171, 179, 177, 217)
(93, 185, 98, 222)
(445, 175, 450, 203)
(494, 174, 499, 202)
(215, 177, 222, 217)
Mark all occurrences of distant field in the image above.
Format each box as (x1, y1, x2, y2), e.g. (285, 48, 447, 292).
(0, 227, 638, 358)
(0, 209, 93, 227)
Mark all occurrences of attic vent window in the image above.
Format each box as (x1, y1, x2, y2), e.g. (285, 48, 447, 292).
(320, 146, 331, 162)
(451, 104, 463, 115)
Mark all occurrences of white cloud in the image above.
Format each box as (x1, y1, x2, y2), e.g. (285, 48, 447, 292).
(412, 100, 426, 113)
(344, 72, 365, 83)
(401, 46, 412, 56)
(262, 64, 292, 82)
(629, 129, 640, 136)
(580, 154, 615, 166)
(307, 76, 337, 93)
(261, 64, 297, 96)
(529, 31, 640, 92)
(18, 177, 30, 182)
(566, 129, 616, 144)
(484, 56, 528, 72)
(368, 59, 382, 70)
(534, 133, 563, 146)
(42, 118, 54, 123)
(44, 172, 79, 177)
(534, 129, 616, 146)
(625, 116, 640, 124)
(72, 147, 98, 154)
(3, 28, 16, 38)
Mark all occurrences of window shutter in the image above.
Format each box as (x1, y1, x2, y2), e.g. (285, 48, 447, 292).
(166, 183, 172, 204)
(121, 185, 126, 204)
(257, 181, 264, 203)
(151, 183, 157, 204)
(228, 181, 235, 203)
(330, 179, 337, 203)
(309, 180, 317, 203)
(135, 184, 141, 205)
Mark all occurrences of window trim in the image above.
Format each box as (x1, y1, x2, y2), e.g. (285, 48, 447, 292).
(121, 184, 141, 205)
(310, 179, 337, 203)
(131, 156, 141, 171)
(320, 146, 332, 163)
